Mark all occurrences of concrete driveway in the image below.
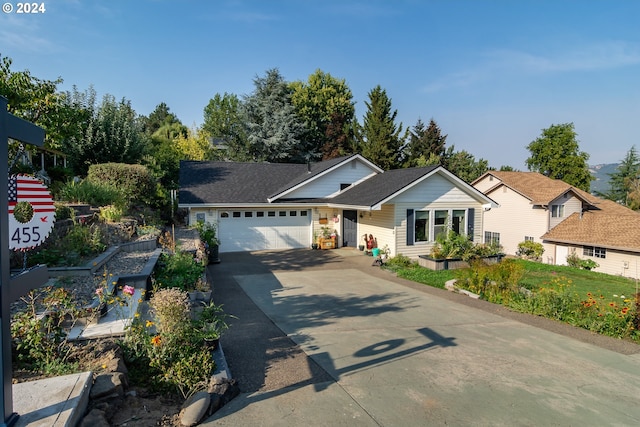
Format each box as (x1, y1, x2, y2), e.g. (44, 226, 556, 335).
(203, 249, 640, 426)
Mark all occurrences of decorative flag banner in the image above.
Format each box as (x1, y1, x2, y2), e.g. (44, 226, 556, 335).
(8, 174, 56, 250)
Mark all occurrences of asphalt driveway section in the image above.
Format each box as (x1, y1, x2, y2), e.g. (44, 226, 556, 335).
(205, 249, 640, 426)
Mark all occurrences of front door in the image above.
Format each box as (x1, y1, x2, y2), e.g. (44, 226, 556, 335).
(342, 210, 358, 247)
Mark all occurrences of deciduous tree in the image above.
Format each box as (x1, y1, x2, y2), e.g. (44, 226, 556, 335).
(525, 123, 592, 191)
(290, 70, 356, 160)
(202, 92, 249, 161)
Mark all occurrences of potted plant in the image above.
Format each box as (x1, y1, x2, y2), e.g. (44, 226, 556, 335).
(195, 220, 220, 264)
(197, 301, 235, 350)
(311, 231, 319, 249)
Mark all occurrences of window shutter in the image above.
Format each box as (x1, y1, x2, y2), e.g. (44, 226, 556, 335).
(467, 208, 475, 241)
(406, 209, 414, 246)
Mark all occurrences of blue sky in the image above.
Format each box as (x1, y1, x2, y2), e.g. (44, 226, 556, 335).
(2, 0, 640, 169)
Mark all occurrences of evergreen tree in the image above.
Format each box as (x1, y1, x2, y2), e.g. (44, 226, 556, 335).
(244, 69, 307, 163)
(141, 102, 181, 135)
(357, 85, 405, 170)
(525, 123, 593, 191)
(603, 145, 640, 206)
(404, 118, 447, 167)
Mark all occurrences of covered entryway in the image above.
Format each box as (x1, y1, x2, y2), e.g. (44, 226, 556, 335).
(218, 209, 311, 252)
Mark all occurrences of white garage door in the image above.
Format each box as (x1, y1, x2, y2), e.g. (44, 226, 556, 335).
(218, 209, 311, 252)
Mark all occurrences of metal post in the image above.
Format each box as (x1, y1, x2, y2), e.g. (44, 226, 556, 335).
(0, 96, 46, 426)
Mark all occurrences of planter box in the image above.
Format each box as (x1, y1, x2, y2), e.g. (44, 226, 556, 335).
(318, 237, 335, 250)
(418, 254, 504, 271)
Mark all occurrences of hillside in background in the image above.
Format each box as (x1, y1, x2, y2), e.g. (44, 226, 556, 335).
(590, 163, 618, 195)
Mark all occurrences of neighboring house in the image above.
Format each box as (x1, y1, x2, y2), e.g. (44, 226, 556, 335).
(472, 171, 600, 261)
(541, 199, 640, 279)
(179, 154, 496, 258)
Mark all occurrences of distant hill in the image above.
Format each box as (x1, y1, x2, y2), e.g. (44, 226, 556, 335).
(590, 163, 619, 195)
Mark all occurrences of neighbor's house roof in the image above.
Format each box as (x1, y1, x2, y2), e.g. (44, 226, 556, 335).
(541, 199, 640, 253)
(472, 171, 599, 207)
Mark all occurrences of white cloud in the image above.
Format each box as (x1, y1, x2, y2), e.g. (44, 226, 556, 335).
(422, 41, 640, 93)
(0, 14, 54, 52)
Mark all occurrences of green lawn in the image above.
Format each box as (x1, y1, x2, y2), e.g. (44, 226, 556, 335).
(386, 257, 639, 302)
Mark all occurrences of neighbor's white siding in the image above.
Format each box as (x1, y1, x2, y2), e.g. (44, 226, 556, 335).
(549, 193, 583, 229)
(558, 245, 640, 280)
(286, 159, 378, 199)
(482, 186, 549, 258)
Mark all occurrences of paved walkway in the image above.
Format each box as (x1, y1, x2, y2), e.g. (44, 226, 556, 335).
(202, 249, 640, 426)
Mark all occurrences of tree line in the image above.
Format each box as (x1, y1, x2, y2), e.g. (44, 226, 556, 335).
(2, 54, 639, 210)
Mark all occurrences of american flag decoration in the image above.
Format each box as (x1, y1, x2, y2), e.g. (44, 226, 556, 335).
(8, 174, 56, 251)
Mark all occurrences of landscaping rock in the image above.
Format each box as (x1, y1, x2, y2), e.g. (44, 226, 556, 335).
(79, 408, 110, 427)
(90, 372, 127, 400)
(208, 377, 240, 413)
(180, 391, 210, 426)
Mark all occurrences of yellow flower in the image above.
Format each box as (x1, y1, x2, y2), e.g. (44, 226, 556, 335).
(151, 335, 161, 346)
(145, 320, 154, 328)
(134, 313, 140, 318)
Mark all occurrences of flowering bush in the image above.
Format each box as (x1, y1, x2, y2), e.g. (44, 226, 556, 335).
(121, 288, 216, 398)
(153, 250, 205, 292)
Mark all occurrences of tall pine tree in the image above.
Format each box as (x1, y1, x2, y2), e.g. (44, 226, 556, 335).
(404, 118, 447, 167)
(357, 85, 405, 170)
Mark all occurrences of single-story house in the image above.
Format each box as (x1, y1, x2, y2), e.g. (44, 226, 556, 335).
(541, 199, 640, 279)
(472, 171, 601, 259)
(178, 154, 497, 257)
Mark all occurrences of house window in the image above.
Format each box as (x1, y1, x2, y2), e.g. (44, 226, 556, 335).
(244, 211, 253, 218)
(484, 231, 500, 245)
(220, 212, 229, 218)
(452, 210, 465, 235)
(290, 211, 297, 216)
(196, 213, 205, 222)
(232, 211, 241, 218)
(256, 211, 264, 217)
(279, 211, 286, 216)
(525, 236, 534, 242)
(551, 204, 564, 218)
(434, 210, 448, 239)
(268, 211, 276, 217)
(340, 183, 350, 190)
(300, 210, 308, 216)
(584, 246, 606, 258)
(415, 211, 429, 242)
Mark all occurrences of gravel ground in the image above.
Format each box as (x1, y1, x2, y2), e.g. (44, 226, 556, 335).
(11, 226, 201, 314)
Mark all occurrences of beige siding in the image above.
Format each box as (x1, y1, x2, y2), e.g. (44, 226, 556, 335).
(483, 187, 549, 257)
(549, 194, 583, 229)
(472, 174, 500, 193)
(359, 205, 395, 254)
(312, 208, 341, 244)
(560, 245, 640, 280)
(188, 207, 218, 226)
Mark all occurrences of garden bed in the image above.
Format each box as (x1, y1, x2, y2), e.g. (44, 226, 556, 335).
(418, 254, 504, 270)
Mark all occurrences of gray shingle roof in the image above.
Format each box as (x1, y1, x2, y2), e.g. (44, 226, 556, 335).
(331, 166, 439, 206)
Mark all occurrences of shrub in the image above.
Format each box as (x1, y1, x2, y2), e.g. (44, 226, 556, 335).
(99, 205, 124, 223)
(11, 287, 80, 375)
(153, 251, 205, 291)
(455, 259, 524, 304)
(566, 252, 599, 270)
(57, 179, 125, 208)
(87, 163, 155, 208)
(122, 289, 216, 398)
(431, 230, 502, 261)
(385, 253, 414, 268)
(516, 241, 544, 260)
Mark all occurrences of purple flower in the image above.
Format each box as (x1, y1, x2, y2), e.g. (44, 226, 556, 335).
(122, 285, 135, 296)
